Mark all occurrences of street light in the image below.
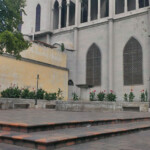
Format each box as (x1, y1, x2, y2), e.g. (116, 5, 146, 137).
(35, 74, 39, 106)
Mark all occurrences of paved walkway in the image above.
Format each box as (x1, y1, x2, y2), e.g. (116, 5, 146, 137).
(59, 130, 150, 150)
(0, 109, 149, 125)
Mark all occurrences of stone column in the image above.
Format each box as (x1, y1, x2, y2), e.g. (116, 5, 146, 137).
(108, 0, 114, 91)
(124, 0, 127, 12)
(66, 1, 70, 27)
(98, 0, 100, 19)
(58, 6, 62, 29)
(136, 0, 139, 10)
(88, 0, 91, 22)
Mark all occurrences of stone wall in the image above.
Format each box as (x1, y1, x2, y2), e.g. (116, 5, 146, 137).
(56, 100, 149, 112)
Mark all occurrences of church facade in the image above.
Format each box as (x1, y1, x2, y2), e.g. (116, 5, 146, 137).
(22, 0, 150, 101)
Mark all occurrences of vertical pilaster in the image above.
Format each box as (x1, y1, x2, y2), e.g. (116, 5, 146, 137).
(98, 0, 100, 19)
(108, 0, 114, 92)
(66, 1, 70, 27)
(136, 0, 139, 10)
(58, 6, 62, 29)
(88, 0, 91, 22)
(124, 0, 127, 12)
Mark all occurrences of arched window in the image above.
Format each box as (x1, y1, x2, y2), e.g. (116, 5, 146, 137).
(18, 11, 22, 32)
(53, 0, 59, 29)
(86, 43, 101, 86)
(61, 0, 67, 28)
(123, 37, 143, 85)
(35, 4, 41, 32)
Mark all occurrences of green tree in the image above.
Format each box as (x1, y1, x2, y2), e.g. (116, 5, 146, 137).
(0, 0, 30, 59)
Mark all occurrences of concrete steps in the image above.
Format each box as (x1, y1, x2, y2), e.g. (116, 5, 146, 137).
(0, 117, 150, 133)
(0, 119, 150, 149)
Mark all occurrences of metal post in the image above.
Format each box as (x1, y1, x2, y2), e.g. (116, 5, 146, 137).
(35, 74, 39, 105)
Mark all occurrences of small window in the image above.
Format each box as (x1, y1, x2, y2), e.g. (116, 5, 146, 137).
(68, 80, 74, 86)
(53, 0, 59, 29)
(61, 0, 67, 28)
(91, 0, 98, 20)
(18, 11, 22, 32)
(35, 4, 41, 32)
(139, 0, 149, 8)
(127, 0, 136, 11)
(69, 0, 75, 26)
(115, 0, 124, 14)
(81, 0, 88, 23)
(101, 0, 109, 18)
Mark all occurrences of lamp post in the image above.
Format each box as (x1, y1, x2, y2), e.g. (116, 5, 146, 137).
(35, 74, 39, 106)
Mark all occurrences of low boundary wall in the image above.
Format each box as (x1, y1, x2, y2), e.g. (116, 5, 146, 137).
(56, 101, 149, 112)
(0, 98, 55, 109)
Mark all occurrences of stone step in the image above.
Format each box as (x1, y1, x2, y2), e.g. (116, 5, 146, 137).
(0, 117, 150, 133)
(1, 121, 150, 150)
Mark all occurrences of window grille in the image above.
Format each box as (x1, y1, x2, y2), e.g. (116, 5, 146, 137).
(123, 38, 143, 85)
(86, 44, 101, 86)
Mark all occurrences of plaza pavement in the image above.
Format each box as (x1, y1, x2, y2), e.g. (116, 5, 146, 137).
(0, 109, 149, 125)
(0, 109, 150, 150)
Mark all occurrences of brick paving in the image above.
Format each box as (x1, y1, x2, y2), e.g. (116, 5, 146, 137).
(0, 109, 149, 125)
(58, 130, 150, 150)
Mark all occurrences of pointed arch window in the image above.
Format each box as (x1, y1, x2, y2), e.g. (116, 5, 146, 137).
(35, 4, 41, 32)
(123, 38, 143, 85)
(53, 0, 59, 29)
(86, 44, 101, 86)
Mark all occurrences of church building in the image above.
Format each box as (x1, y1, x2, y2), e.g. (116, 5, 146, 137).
(21, 0, 150, 100)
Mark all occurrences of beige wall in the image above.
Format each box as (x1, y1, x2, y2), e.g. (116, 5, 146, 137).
(0, 44, 68, 100)
(21, 43, 67, 68)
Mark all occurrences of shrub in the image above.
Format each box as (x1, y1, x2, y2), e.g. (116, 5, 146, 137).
(57, 88, 64, 100)
(28, 91, 36, 99)
(89, 90, 96, 101)
(97, 91, 105, 101)
(129, 90, 135, 102)
(36, 89, 45, 99)
(1, 86, 21, 98)
(45, 92, 57, 101)
(106, 90, 116, 102)
(124, 93, 128, 102)
(21, 88, 30, 99)
(72, 92, 79, 101)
